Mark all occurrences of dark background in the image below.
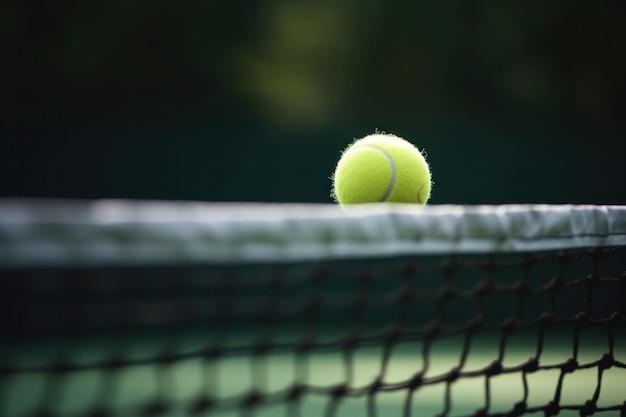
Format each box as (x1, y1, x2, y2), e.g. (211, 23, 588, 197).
(2, 0, 625, 205)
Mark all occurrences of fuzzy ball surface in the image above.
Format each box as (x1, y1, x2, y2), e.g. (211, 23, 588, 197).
(332, 133, 432, 205)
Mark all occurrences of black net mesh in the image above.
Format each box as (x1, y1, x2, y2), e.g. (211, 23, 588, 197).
(1, 246, 625, 417)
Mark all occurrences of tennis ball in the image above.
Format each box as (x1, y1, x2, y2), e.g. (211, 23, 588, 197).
(332, 133, 432, 205)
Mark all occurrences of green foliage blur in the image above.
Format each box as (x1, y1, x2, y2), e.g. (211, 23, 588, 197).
(2, 0, 625, 204)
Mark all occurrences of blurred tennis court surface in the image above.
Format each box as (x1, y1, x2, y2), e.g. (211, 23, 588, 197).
(1, 200, 625, 417)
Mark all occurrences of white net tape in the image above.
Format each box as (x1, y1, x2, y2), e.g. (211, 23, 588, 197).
(1, 199, 625, 267)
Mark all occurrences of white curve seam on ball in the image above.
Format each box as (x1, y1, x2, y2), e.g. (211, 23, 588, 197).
(361, 145, 396, 202)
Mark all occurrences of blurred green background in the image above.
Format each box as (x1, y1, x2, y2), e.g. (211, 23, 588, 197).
(2, 0, 625, 205)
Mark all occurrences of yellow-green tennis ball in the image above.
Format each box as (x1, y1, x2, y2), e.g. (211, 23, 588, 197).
(332, 133, 432, 205)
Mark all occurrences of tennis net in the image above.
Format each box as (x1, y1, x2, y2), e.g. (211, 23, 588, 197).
(1, 200, 625, 417)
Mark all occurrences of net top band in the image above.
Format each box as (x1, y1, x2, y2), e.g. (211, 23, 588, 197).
(1, 199, 625, 267)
